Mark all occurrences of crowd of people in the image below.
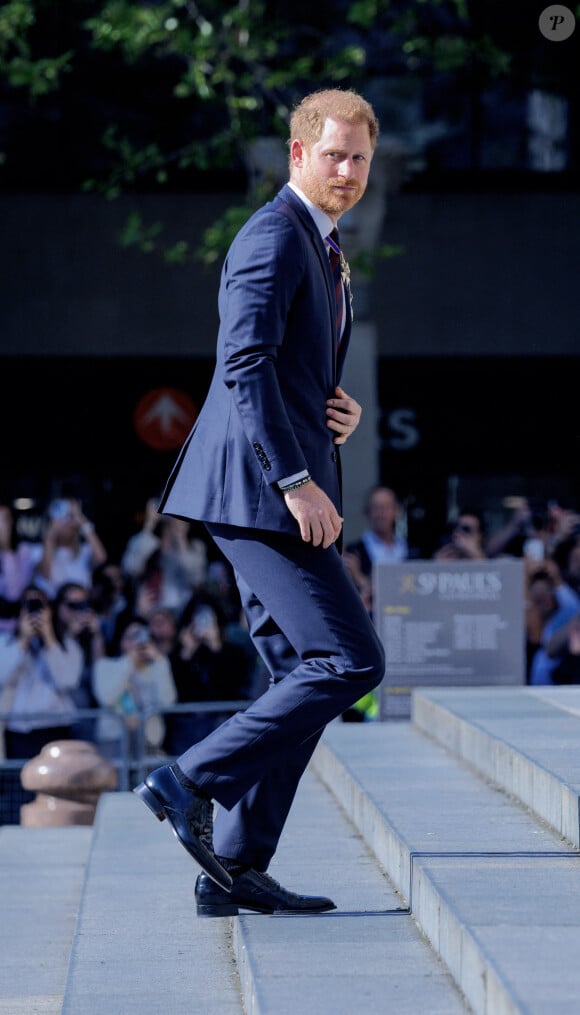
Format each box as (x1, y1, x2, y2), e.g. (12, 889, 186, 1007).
(432, 496, 580, 687)
(0, 495, 258, 822)
(2, 486, 580, 821)
(344, 487, 580, 693)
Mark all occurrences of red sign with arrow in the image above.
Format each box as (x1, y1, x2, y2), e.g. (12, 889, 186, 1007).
(134, 387, 198, 451)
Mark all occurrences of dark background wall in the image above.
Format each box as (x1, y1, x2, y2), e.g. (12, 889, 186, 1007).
(374, 189, 580, 357)
(2, 190, 578, 359)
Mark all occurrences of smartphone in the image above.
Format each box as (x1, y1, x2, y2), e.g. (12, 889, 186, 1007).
(49, 499, 72, 521)
(192, 606, 215, 636)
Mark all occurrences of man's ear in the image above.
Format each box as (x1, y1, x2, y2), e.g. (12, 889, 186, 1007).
(290, 139, 304, 168)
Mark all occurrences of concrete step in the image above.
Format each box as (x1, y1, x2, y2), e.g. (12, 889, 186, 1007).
(412, 686, 580, 847)
(0, 825, 92, 1015)
(61, 767, 471, 1015)
(235, 767, 470, 1015)
(61, 793, 244, 1015)
(313, 720, 580, 1015)
(9, 692, 579, 1015)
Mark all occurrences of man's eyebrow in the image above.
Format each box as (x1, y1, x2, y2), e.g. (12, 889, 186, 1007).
(321, 145, 370, 155)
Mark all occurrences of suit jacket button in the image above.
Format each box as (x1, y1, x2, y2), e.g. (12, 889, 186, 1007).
(331, 451, 337, 462)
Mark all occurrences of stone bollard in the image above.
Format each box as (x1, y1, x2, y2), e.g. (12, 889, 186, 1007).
(20, 739, 118, 827)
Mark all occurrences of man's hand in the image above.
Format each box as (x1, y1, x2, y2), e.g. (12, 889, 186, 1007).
(326, 385, 362, 445)
(283, 480, 343, 548)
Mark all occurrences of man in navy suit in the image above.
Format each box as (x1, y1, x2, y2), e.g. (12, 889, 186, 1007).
(136, 88, 386, 916)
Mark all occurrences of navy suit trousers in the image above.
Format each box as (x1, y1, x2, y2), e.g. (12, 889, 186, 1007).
(176, 523, 385, 870)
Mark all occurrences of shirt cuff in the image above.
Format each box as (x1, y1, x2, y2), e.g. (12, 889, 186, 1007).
(278, 470, 310, 490)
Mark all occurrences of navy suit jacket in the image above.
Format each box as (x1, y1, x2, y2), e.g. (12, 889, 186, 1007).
(159, 184, 352, 536)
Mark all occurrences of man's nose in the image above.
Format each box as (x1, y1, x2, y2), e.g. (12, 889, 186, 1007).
(337, 157, 355, 176)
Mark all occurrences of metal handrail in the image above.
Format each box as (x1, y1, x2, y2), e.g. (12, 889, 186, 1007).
(0, 708, 132, 790)
(0, 699, 252, 792)
(131, 699, 251, 783)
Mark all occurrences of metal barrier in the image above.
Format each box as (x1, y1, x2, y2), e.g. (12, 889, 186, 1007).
(131, 700, 250, 785)
(0, 700, 250, 824)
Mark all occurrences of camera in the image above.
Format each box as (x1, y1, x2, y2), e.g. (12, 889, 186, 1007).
(24, 596, 45, 615)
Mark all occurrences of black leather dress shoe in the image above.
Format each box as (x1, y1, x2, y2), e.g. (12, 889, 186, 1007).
(195, 869, 336, 916)
(134, 765, 232, 892)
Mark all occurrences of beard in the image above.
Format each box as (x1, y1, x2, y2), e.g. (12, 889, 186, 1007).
(300, 167, 365, 217)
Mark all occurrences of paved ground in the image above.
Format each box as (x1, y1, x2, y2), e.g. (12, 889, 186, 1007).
(3, 686, 580, 1014)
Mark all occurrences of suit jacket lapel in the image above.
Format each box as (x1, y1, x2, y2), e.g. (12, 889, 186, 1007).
(276, 185, 340, 382)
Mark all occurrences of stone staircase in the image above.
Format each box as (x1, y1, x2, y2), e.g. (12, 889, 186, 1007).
(2, 685, 580, 1014)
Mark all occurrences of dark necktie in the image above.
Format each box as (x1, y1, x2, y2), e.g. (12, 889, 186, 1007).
(327, 228, 345, 340)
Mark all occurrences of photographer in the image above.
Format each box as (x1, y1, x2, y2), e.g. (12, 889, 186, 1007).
(90, 562, 131, 656)
(526, 562, 580, 684)
(549, 615, 580, 685)
(0, 502, 43, 635)
(54, 582, 107, 740)
(487, 497, 580, 563)
(165, 600, 253, 754)
(433, 508, 487, 561)
(120, 498, 207, 617)
(0, 586, 83, 759)
(35, 498, 107, 599)
(91, 619, 176, 761)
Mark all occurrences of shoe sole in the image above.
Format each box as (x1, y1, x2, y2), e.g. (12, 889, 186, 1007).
(133, 782, 233, 892)
(196, 899, 337, 917)
(196, 901, 242, 917)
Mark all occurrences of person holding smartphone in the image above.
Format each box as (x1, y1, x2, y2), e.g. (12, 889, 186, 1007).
(0, 585, 84, 822)
(0, 585, 84, 754)
(34, 498, 107, 598)
(164, 602, 254, 754)
(91, 620, 176, 761)
(53, 581, 107, 740)
(0, 502, 43, 634)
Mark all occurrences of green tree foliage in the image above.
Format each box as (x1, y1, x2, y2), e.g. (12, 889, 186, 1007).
(0, 1, 73, 97)
(0, 1, 512, 264)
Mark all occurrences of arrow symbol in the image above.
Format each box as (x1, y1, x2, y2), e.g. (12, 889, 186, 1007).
(141, 393, 191, 433)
